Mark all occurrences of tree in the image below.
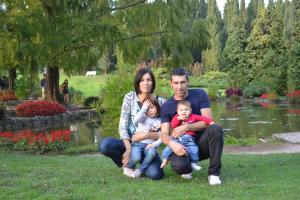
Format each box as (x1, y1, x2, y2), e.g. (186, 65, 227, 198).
(202, 0, 223, 71)
(283, 0, 295, 43)
(245, 9, 287, 95)
(222, 16, 247, 75)
(288, 0, 300, 90)
(199, 0, 207, 19)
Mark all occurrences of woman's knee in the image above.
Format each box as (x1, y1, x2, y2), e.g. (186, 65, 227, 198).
(99, 137, 114, 155)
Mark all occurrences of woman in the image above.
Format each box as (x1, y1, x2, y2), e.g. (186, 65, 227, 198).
(99, 68, 165, 180)
(61, 79, 69, 103)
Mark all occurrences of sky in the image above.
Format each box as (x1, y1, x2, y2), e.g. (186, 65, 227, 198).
(216, 0, 269, 12)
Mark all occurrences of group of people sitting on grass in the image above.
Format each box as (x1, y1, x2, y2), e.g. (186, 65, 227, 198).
(100, 67, 224, 185)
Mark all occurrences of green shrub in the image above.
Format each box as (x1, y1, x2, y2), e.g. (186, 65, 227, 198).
(15, 77, 32, 99)
(84, 96, 101, 107)
(243, 82, 268, 98)
(208, 85, 218, 101)
(69, 87, 85, 104)
(100, 64, 135, 137)
(152, 67, 172, 99)
(190, 71, 229, 89)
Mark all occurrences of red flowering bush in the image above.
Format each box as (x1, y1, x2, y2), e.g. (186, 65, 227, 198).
(0, 129, 71, 152)
(225, 87, 242, 98)
(0, 90, 18, 101)
(16, 100, 67, 117)
(286, 90, 300, 97)
(259, 93, 277, 100)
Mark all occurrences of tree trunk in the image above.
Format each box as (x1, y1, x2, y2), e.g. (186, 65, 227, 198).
(8, 68, 17, 90)
(46, 66, 64, 103)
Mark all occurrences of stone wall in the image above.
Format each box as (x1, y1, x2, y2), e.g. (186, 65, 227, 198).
(0, 109, 98, 131)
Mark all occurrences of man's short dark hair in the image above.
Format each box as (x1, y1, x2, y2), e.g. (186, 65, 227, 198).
(134, 67, 156, 94)
(170, 67, 189, 81)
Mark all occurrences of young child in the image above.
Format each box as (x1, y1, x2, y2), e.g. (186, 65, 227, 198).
(124, 96, 161, 178)
(160, 100, 214, 179)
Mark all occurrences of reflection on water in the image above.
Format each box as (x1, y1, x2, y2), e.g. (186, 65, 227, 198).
(212, 100, 300, 138)
(70, 122, 101, 146)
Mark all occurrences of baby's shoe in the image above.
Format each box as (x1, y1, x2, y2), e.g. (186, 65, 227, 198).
(123, 167, 134, 177)
(191, 163, 202, 171)
(132, 169, 142, 178)
(181, 173, 193, 179)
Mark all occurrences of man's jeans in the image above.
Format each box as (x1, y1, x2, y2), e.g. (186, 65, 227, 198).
(99, 137, 164, 180)
(127, 142, 157, 173)
(162, 134, 199, 163)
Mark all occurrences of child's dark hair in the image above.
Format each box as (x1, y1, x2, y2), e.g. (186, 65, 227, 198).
(143, 95, 160, 117)
(177, 100, 191, 110)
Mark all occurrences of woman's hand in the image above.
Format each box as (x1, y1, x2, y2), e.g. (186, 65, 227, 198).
(122, 149, 131, 167)
(132, 132, 146, 142)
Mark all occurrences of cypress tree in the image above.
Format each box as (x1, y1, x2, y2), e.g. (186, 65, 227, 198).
(288, 0, 300, 90)
(202, 0, 223, 71)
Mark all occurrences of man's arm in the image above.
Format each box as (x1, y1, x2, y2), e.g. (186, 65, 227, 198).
(171, 108, 212, 138)
(161, 122, 187, 156)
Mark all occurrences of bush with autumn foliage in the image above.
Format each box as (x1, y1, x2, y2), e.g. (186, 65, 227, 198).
(16, 100, 67, 117)
(0, 90, 18, 101)
(0, 129, 71, 152)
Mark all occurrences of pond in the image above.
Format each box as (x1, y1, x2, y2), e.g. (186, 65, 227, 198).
(211, 100, 300, 139)
(1, 100, 300, 150)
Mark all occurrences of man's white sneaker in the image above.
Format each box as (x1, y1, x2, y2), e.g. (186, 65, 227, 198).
(181, 173, 193, 179)
(191, 163, 202, 171)
(208, 175, 222, 185)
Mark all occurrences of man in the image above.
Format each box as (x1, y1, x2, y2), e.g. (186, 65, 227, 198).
(160, 67, 224, 185)
(40, 73, 47, 99)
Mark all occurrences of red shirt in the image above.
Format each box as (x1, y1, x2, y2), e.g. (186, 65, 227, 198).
(171, 114, 213, 137)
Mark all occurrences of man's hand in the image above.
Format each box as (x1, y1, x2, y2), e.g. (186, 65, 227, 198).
(171, 124, 189, 138)
(122, 149, 131, 167)
(131, 132, 146, 142)
(169, 141, 187, 156)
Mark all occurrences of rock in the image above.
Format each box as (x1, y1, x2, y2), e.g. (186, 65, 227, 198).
(273, 132, 300, 144)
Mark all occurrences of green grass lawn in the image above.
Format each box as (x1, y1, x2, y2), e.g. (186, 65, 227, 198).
(59, 74, 109, 97)
(1, 151, 299, 200)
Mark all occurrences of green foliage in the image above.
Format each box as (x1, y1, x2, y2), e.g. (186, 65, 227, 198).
(152, 67, 172, 99)
(222, 16, 247, 72)
(243, 82, 268, 98)
(224, 135, 258, 146)
(191, 71, 229, 89)
(244, 9, 287, 95)
(84, 96, 101, 108)
(69, 87, 84, 105)
(14, 77, 31, 99)
(208, 85, 218, 100)
(100, 64, 135, 136)
(287, 1, 300, 91)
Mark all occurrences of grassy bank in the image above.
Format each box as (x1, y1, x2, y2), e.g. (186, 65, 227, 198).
(59, 74, 109, 97)
(1, 151, 299, 200)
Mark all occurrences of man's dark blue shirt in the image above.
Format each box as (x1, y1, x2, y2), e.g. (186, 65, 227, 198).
(160, 89, 210, 124)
